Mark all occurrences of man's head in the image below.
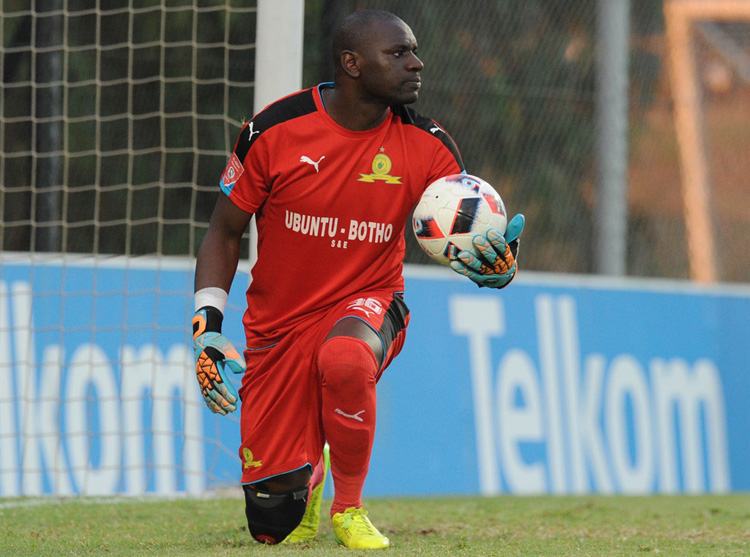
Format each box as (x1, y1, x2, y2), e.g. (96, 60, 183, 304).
(332, 10, 424, 106)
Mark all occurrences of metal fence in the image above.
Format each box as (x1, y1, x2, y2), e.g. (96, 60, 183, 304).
(2, 0, 748, 281)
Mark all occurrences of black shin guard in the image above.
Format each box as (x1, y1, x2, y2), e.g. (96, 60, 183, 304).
(243, 483, 309, 544)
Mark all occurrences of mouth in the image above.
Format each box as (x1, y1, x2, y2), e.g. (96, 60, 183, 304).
(404, 79, 421, 90)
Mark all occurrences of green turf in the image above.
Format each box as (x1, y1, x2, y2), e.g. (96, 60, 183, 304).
(1, 495, 748, 555)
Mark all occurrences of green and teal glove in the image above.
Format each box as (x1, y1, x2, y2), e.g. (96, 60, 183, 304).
(450, 213, 525, 289)
(192, 306, 245, 415)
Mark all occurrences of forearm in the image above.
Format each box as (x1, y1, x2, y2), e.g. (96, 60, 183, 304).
(194, 227, 242, 295)
(191, 200, 248, 415)
(192, 230, 246, 414)
(194, 193, 252, 296)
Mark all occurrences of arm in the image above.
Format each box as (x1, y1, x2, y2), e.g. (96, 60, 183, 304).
(195, 193, 253, 293)
(192, 194, 253, 415)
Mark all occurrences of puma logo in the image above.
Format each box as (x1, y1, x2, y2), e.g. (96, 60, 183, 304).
(300, 155, 325, 173)
(335, 408, 365, 422)
(247, 121, 260, 141)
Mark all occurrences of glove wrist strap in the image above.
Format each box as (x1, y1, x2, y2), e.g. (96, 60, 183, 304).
(193, 305, 224, 335)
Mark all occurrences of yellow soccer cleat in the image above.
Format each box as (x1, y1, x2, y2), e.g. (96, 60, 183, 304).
(281, 445, 330, 544)
(331, 507, 390, 549)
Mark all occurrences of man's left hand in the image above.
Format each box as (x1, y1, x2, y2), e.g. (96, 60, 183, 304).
(450, 214, 525, 289)
(192, 307, 246, 415)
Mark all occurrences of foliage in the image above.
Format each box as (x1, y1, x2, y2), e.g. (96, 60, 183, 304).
(304, 1, 664, 272)
(3, 1, 665, 272)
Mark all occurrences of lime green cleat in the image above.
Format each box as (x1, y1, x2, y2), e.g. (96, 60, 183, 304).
(331, 507, 390, 549)
(281, 445, 330, 544)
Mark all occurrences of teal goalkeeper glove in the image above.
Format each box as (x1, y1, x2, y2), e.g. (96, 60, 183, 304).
(192, 306, 246, 415)
(450, 213, 525, 289)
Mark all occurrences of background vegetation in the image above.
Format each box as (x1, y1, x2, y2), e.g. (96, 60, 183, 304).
(2, 0, 748, 281)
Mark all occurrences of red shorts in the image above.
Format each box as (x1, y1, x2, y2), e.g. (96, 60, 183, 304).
(237, 290, 410, 484)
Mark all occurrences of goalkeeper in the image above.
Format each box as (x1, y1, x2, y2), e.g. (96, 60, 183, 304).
(192, 8, 524, 550)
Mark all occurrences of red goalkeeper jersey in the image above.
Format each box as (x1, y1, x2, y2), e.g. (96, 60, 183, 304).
(219, 84, 465, 344)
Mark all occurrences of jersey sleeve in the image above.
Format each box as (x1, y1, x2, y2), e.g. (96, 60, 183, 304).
(218, 120, 271, 214)
(425, 120, 465, 186)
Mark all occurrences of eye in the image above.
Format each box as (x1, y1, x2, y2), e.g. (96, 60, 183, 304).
(393, 49, 405, 58)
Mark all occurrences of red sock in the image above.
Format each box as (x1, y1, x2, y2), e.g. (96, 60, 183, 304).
(311, 451, 326, 487)
(317, 336, 378, 516)
(302, 450, 325, 502)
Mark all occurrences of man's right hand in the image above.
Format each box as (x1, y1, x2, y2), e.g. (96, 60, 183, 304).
(449, 214, 525, 289)
(192, 307, 246, 415)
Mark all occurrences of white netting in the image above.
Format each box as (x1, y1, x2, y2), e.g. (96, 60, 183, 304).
(1, 0, 255, 257)
(1, 0, 256, 497)
(1, 0, 749, 499)
(2, 1, 748, 279)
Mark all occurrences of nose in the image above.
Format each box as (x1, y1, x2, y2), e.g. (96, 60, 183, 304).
(408, 52, 424, 71)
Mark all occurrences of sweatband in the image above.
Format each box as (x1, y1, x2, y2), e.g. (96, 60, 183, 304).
(194, 287, 228, 314)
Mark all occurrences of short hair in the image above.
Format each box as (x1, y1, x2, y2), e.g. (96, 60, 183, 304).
(331, 9, 404, 72)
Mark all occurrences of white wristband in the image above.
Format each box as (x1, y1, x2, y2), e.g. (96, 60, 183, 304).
(194, 287, 228, 314)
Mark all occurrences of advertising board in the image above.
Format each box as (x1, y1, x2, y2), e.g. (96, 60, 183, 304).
(1, 259, 747, 497)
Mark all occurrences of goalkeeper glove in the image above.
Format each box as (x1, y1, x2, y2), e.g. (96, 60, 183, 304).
(449, 213, 525, 289)
(192, 306, 246, 415)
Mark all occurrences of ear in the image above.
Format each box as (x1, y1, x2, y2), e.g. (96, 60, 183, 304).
(340, 50, 361, 78)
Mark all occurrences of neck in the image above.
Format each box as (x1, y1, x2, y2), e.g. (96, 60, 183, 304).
(322, 87, 390, 131)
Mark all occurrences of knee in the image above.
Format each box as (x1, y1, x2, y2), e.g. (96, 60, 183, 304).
(243, 483, 308, 544)
(317, 336, 378, 391)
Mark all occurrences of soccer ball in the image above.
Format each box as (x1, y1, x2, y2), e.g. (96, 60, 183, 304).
(412, 174, 507, 266)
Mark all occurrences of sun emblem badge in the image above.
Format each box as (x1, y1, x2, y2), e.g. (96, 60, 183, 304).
(358, 152, 402, 184)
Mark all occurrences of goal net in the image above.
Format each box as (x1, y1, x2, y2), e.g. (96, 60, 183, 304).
(1, 0, 748, 498)
(1, 1, 255, 497)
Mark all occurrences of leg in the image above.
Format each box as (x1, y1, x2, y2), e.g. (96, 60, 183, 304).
(318, 293, 410, 549)
(238, 332, 327, 544)
(326, 316, 384, 366)
(281, 444, 331, 544)
(318, 317, 381, 515)
(252, 468, 311, 492)
(244, 449, 334, 546)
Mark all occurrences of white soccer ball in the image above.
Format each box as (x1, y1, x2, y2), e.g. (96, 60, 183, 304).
(412, 174, 508, 266)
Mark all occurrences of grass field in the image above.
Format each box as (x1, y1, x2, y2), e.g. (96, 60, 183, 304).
(1, 494, 748, 555)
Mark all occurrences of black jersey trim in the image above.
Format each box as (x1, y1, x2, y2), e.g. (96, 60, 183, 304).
(391, 105, 465, 171)
(235, 89, 318, 164)
(378, 292, 410, 356)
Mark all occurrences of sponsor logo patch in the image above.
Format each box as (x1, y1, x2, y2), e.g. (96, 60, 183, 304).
(220, 153, 244, 194)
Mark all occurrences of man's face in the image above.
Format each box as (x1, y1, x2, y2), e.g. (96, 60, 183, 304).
(355, 19, 424, 105)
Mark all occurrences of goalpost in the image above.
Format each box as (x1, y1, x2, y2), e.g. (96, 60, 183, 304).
(0, 1, 302, 498)
(664, 0, 750, 283)
(249, 0, 304, 277)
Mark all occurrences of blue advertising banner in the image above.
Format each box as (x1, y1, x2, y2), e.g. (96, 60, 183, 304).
(0, 257, 215, 497)
(372, 270, 750, 496)
(0, 257, 748, 497)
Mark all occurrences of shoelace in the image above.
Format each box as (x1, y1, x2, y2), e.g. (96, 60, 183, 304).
(345, 510, 379, 536)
